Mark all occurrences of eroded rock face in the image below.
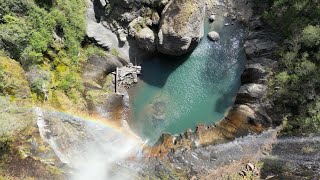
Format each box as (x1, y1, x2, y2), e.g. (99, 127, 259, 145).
(244, 39, 277, 59)
(241, 63, 268, 84)
(135, 27, 156, 52)
(236, 84, 267, 104)
(157, 0, 205, 56)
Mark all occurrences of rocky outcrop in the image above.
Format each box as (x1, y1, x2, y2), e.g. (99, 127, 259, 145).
(135, 27, 156, 52)
(241, 63, 268, 84)
(86, 0, 130, 61)
(236, 84, 267, 104)
(157, 0, 206, 56)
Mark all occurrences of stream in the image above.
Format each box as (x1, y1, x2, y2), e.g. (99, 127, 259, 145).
(129, 16, 247, 144)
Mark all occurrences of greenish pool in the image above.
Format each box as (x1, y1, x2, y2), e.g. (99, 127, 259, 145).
(129, 17, 247, 144)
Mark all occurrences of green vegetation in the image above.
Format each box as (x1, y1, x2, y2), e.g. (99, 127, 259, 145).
(265, 0, 320, 134)
(0, 57, 32, 101)
(0, 0, 112, 113)
(173, 0, 197, 32)
(0, 0, 86, 64)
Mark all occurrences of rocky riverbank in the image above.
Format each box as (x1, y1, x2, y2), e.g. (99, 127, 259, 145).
(136, 0, 284, 178)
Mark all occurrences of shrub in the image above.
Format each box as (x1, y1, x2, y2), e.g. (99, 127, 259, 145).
(301, 25, 320, 48)
(266, 0, 320, 134)
(0, 57, 32, 100)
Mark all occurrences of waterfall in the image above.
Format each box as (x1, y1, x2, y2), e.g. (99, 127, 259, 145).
(34, 107, 144, 180)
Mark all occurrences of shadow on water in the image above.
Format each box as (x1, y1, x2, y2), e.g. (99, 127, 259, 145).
(129, 16, 248, 143)
(139, 53, 191, 88)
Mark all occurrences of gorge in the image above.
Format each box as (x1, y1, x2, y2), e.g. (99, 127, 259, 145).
(0, 0, 319, 179)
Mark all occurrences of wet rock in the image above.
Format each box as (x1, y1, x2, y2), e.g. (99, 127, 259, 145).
(157, 0, 206, 56)
(241, 63, 268, 84)
(135, 27, 156, 52)
(236, 84, 267, 104)
(207, 31, 220, 41)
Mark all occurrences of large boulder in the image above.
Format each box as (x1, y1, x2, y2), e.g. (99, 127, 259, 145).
(157, 0, 205, 56)
(135, 27, 156, 52)
(235, 83, 267, 104)
(207, 31, 220, 41)
(241, 63, 267, 84)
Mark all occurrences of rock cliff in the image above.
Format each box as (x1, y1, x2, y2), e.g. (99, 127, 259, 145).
(157, 0, 206, 56)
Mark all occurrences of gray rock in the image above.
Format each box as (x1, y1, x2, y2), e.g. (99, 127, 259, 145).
(249, 17, 263, 30)
(121, 12, 137, 23)
(207, 31, 220, 41)
(118, 29, 127, 42)
(109, 0, 134, 9)
(146, 18, 153, 26)
(241, 63, 267, 84)
(244, 39, 277, 59)
(209, 15, 216, 22)
(86, 0, 130, 61)
(236, 84, 267, 104)
(157, 0, 206, 56)
(99, 0, 107, 7)
(135, 27, 156, 52)
(83, 55, 124, 84)
(151, 12, 160, 25)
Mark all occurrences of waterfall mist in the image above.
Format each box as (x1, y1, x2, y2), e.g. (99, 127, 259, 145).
(35, 107, 144, 180)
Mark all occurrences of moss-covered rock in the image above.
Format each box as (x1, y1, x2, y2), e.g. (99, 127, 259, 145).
(50, 90, 87, 114)
(157, 0, 205, 56)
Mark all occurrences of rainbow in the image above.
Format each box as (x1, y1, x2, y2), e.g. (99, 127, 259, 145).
(38, 106, 144, 144)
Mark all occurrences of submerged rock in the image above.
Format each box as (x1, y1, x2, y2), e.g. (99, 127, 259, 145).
(207, 31, 220, 41)
(157, 0, 206, 56)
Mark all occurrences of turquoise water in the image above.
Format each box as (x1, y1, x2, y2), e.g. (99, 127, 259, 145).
(129, 17, 247, 144)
